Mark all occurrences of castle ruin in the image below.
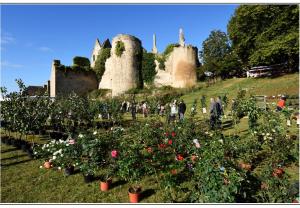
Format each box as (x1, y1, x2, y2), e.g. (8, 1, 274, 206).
(48, 29, 198, 97)
(154, 28, 198, 88)
(99, 34, 143, 97)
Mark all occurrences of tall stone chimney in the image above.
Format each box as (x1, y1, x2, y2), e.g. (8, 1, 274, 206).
(152, 34, 158, 54)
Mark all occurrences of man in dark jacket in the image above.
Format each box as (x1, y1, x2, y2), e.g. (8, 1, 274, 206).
(215, 96, 224, 129)
(178, 100, 187, 120)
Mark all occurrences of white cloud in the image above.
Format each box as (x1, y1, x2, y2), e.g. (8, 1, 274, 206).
(38, 46, 53, 52)
(1, 61, 24, 68)
(1, 32, 16, 45)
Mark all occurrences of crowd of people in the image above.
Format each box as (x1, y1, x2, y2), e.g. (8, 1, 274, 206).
(114, 94, 292, 129)
(119, 99, 187, 122)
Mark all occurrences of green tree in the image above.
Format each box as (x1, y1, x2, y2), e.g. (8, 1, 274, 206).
(93, 48, 111, 81)
(199, 30, 232, 77)
(142, 52, 156, 84)
(227, 5, 299, 70)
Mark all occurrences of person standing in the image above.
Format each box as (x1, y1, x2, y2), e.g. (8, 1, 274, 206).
(209, 98, 217, 130)
(131, 101, 137, 120)
(276, 96, 286, 111)
(178, 100, 187, 120)
(215, 96, 224, 129)
(169, 101, 178, 123)
(142, 102, 148, 117)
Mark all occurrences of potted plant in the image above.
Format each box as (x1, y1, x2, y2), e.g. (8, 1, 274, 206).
(117, 140, 147, 203)
(53, 137, 81, 176)
(99, 169, 113, 192)
(79, 160, 96, 183)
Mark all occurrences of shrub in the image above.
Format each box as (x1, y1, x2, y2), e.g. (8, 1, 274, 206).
(73, 56, 90, 67)
(142, 52, 156, 84)
(115, 41, 125, 57)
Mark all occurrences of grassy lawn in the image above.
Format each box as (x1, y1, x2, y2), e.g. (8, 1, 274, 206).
(1, 143, 164, 203)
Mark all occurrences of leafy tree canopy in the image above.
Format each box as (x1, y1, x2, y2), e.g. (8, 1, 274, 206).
(93, 48, 111, 82)
(227, 5, 299, 70)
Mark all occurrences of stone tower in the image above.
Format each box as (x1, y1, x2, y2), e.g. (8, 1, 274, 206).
(154, 28, 198, 88)
(91, 38, 101, 68)
(179, 28, 185, 47)
(90, 38, 112, 68)
(152, 34, 158, 54)
(99, 34, 143, 97)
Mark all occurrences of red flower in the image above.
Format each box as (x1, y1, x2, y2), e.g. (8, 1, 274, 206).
(111, 150, 118, 158)
(168, 139, 173, 145)
(165, 132, 169, 137)
(170, 169, 177, 175)
(171, 132, 176, 137)
(159, 144, 167, 149)
(176, 154, 184, 161)
(147, 147, 153, 153)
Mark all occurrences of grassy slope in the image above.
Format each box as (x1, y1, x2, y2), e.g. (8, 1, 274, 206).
(181, 73, 299, 110)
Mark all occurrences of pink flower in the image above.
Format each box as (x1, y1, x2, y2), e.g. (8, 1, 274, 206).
(111, 150, 118, 158)
(168, 139, 173, 145)
(171, 132, 176, 137)
(69, 139, 75, 145)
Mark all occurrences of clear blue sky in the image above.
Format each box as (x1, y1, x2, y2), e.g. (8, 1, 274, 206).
(1, 4, 238, 92)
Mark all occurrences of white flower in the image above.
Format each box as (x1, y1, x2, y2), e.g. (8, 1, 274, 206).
(272, 129, 276, 133)
(266, 133, 270, 136)
(218, 139, 224, 144)
(66, 144, 69, 146)
(111, 127, 113, 130)
(205, 131, 209, 135)
(263, 136, 267, 140)
(60, 154, 63, 157)
(262, 133, 265, 136)
(178, 127, 181, 129)
(79, 134, 83, 138)
(39, 166, 43, 169)
(58, 167, 61, 170)
(76, 163, 78, 166)
(93, 131, 97, 135)
(53, 156, 57, 160)
(34, 152, 37, 155)
(49, 159, 53, 162)
(193, 139, 199, 144)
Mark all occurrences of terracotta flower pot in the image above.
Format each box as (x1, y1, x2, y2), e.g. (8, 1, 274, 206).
(44, 161, 52, 169)
(128, 187, 142, 203)
(272, 168, 284, 178)
(100, 179, 112, 191)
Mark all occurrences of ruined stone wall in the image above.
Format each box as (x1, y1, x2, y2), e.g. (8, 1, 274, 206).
(50, 61, 98, 97)
(154, 46, 198, 88)
(91, 39, 101, 68)
(99, 34, 142, 97)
